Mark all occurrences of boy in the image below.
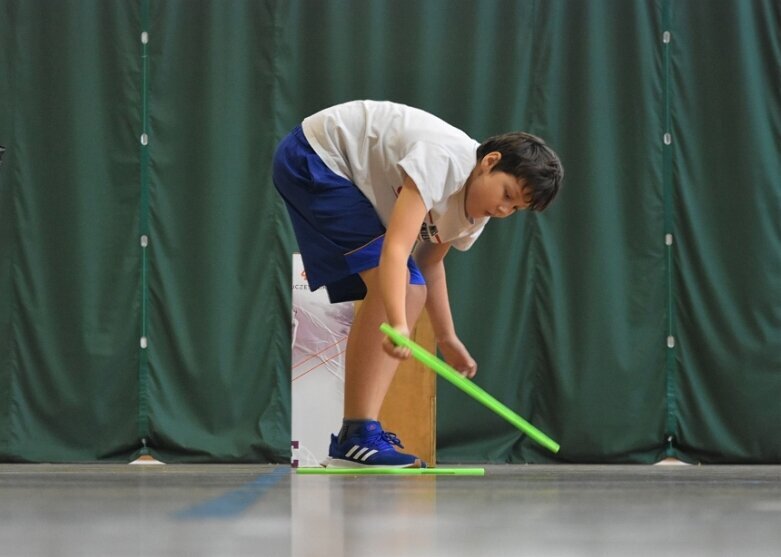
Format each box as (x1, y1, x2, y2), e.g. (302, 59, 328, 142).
(273, 100, 563, 468)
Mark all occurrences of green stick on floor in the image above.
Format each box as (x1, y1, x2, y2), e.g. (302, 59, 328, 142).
(380, 323, 560, 454)
(297, 467, 485, 476)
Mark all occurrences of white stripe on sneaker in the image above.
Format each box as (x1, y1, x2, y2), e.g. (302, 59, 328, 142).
(345, 445, 359, 458)
(353, 447, 369, 460)
(360, 449, 378, 461)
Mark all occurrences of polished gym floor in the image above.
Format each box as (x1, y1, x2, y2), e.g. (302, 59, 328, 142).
(0, 464, 779, 556)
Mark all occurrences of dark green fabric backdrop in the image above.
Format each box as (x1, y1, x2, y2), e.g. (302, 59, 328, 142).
(0, 0, 779, 463)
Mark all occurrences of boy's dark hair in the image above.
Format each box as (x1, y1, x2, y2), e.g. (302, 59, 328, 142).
(477, 132, 563, 211)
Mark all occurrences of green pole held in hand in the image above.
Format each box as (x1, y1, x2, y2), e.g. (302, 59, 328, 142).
(380, 323, 560, 454)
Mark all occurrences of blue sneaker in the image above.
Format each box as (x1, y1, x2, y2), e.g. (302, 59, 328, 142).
(325, 420, 426, 468)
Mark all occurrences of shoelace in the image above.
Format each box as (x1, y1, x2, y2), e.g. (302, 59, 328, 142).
(381, 431, 404, 449)
(365, 429, 405, 449)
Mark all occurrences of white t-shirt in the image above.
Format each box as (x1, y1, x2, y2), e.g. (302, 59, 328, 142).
(301, 100, 489, 251)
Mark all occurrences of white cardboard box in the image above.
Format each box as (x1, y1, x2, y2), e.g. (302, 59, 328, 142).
(290, 254, 354, 467)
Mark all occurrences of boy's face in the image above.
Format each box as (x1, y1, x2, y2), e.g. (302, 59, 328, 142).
(464, 152, 531, 220)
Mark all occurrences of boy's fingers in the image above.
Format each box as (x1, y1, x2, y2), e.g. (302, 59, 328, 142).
(458, 363, 477, 378)
(382, 337, 410, 360)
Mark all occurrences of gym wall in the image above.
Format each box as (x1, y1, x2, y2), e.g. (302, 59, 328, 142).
(0, 0, 778, 463)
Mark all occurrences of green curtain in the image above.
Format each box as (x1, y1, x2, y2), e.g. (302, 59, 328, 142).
(0, 0, 778, 463)
(669, 1, 781, 463)
(0, 0, 294, 462)
(143, 1, 293, 462)
(443, 0, 671, 463)
(0, 1, 143, 461)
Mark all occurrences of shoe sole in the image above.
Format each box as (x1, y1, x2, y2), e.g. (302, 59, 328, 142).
(323, 457, 425, 469)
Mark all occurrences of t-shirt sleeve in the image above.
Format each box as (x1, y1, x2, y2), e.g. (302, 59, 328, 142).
(397, 143, 460, 211)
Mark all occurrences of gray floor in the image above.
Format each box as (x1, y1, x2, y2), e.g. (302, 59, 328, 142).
(0, 464, 779, 557)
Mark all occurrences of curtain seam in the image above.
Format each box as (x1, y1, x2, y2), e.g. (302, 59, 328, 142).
(137, 0, 152, 451)
(524, 0, 548, 464)
(661, 0, 678, 455)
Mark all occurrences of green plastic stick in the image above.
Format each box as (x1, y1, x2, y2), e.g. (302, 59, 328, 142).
(296, 467, 485, 476)
(380, 323, 560, 454)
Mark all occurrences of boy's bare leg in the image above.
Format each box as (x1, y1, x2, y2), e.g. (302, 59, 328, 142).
(343, 267, 426, 420)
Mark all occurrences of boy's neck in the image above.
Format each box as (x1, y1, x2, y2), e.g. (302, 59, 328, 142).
(462, 169, 476, 220)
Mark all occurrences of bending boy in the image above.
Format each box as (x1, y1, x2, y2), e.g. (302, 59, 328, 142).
(273, 100, 563, 468)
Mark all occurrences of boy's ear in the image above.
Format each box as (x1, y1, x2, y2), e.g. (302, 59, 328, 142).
(481, 151, 502, 170)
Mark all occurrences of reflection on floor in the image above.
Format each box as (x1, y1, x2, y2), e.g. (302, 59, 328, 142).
(1, 464, 779, 556)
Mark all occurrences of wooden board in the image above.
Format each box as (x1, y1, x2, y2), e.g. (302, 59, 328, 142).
(378, 309, 437, 466)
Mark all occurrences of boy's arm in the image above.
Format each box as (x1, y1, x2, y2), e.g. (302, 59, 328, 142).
(413, 241, 455, 340)
(380, 176, 428, 343)
(413, 241, 478, 377)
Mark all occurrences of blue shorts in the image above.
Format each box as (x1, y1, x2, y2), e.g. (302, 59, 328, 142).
(272, 126, 425, 303)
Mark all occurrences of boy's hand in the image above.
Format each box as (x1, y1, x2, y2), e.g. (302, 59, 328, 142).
(382, 325, 412, 360)
(437, 336, 477, 378)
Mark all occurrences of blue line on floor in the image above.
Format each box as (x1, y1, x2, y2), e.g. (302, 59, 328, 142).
(174, 467, 289, 520)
